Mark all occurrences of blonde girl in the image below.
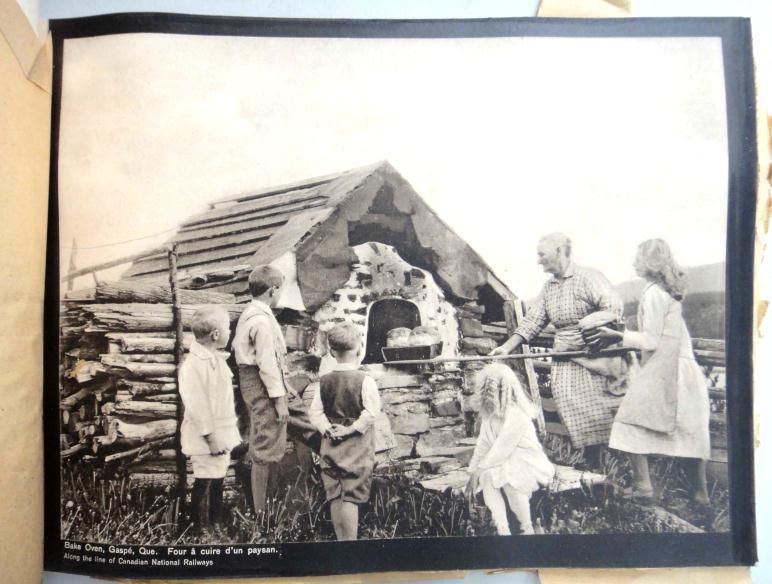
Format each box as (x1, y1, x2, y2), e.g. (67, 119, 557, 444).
(466, 364, 555, 535)
(589, 238, 711, 506)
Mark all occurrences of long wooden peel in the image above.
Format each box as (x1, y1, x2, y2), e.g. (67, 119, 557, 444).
(383, 346, 635, 366)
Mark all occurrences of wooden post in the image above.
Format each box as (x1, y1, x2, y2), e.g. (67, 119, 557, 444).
(66, 238, 78, 292)
(507, 299, 545, 435)
(167, 244, 187, 511)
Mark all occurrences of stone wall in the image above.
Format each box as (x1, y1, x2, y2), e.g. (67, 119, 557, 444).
(312, 242, 459, 375)
(273, 241, 520, 488)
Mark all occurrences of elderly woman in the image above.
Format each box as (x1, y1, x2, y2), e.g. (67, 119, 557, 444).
(588, 239, 711, 505)
(491, 232, 625, 469)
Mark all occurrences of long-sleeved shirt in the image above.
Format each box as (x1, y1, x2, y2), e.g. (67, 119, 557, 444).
(179, 340, 241, 456)
(308, 363, 381, 435)
(233, 299, 288, 398)
(622, 282, 695, 357)
(515, 262, 623, 342)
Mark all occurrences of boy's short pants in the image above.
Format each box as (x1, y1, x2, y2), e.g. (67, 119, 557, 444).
(191, 453, 230, 479)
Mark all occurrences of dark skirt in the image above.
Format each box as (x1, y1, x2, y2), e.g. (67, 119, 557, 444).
(320, 426, 374, 504)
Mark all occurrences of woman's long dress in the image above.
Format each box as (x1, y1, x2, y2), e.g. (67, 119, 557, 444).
(609, 283, 711, 459)
(515, 263, 624, 448)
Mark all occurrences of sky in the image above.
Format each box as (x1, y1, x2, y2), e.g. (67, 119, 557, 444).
(58, 33, 729, 299)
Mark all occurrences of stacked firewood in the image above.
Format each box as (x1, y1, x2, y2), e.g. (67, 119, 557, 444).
(61, 276, 320, 496)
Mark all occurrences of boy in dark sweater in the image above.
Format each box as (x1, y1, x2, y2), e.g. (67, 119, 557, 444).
(308, 322, 381, 540)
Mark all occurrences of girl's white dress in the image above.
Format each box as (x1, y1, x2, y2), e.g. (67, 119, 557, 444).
(609, 283, 711, 459)
(469, 404, 555, 494)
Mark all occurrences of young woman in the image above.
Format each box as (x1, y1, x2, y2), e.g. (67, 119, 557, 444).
(587, 239, 711, 506)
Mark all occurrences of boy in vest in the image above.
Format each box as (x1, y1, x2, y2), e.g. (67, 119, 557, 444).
(233, 265, 320, 515)
(179, 306, 241, 533)
(308, 322, 381, 540)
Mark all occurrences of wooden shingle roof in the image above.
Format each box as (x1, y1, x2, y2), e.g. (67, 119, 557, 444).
(122, 162, 382, 279)
(122, 161, 516, 311)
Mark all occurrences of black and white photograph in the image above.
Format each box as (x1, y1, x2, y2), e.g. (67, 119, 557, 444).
(46, 14, 757, 577)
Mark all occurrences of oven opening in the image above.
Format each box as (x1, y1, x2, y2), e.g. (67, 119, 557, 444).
(363, 298, 421, 364)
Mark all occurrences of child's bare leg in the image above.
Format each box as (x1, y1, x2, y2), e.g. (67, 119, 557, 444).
(684, 458, 709, 504)
(251, 463, 270, 515)
(628, 453, 653, 494)
(502, 486, 533, 535)
(482, 484, 511, 535)
(338, 501, 359, 540)
(330, 499, 344, 540)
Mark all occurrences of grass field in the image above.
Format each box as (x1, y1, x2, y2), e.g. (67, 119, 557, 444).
(61, 434, 728, 544)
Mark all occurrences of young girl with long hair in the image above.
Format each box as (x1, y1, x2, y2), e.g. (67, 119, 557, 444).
(466, 363, 555, 535)
(588, 239, 711, 506)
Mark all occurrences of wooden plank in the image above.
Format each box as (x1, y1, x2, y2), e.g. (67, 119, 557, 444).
(118, 380, 177, 397)
(100, 353, 175, 364)
(503, 300, 517, 336)
(694, 350, 725, 366)
(710, 432, 727, 449)
(63, 287, 96, 302)
(132, 257, 258, 282)
(106, 332, 194, 353)
(181, 188, 327, 228)
(176, 198, 328, 237)
(107, 400, 177, 419)
(545, 421, 569, 436)
(511, 299, 546, 432)
(212, 177, 333, 206)
(709, 387, 726, 400)
(709, 412, 726, 431)
(126, 243, 264, 277)
(81, 303, 245, 332)
(105, 361, 178, 378)
(710, 448, 728, 463)
(95, 280, 236, 304)
(167, 222, 285, 255)
(692, 338, 725, 352)
(194, 278, 250, 296)
(173, 215, 287, 245)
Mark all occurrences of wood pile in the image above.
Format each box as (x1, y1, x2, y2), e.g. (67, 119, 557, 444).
(59, 276, 318, 496)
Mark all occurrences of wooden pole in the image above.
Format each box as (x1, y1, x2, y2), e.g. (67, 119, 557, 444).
(61, 246, 165, 282)
(507, 299, 545, 435)
(66, 238, 78, 292)
(167, 245, 187, 512)
(383, 346, 634, 366)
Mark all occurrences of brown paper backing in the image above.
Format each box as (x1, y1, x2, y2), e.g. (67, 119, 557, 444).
(0, 0, 51, 583)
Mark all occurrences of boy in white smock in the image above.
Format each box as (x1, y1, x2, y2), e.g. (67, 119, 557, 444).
(179, 307, 241, 532)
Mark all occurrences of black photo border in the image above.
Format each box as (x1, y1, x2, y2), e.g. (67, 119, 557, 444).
(44, 13, 758, 578)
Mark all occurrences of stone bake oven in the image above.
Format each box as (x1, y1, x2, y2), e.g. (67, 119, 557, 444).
(122, 161, 538, 489)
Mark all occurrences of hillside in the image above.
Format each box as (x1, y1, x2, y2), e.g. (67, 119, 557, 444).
(523, 263, 725, 340)
(615, 262, 724, 305)
(619, 262, 725, 340)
